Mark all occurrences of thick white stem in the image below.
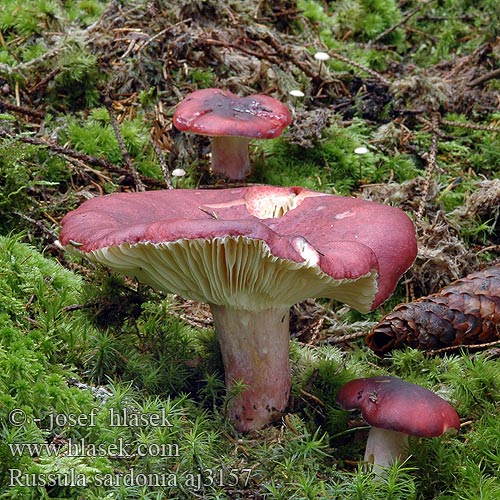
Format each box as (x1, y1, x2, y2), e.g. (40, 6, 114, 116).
(364, 427, 409, 475)
(211, 136, 251, 180)
(210, 305, 291, 432)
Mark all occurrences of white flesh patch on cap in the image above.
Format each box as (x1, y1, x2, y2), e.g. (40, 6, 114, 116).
(247, 193, 302, 219)
(292, 237, 320, 267)
(202, 189, 325, 220)
(88, 236, 377, 312)
(246, 192, 302, 219)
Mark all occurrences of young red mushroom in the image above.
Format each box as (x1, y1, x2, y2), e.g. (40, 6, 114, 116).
(336, 376, 460, 474)
(58, 186, 417, 432)
(173, 88, 292, 180)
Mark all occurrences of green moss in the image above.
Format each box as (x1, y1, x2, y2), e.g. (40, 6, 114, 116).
(65, 0, 106, 24)
(49, 46, 103, 109)
(188, 68, 216, 87)
(296, 0, 339, 50)
(0, 234, 499, 498)
(0, 137, 72, 236)
(253, 121, 420, 194)
(0, 235, 100, 485)
(61, 111, 162, 181)
(299, 0, 404, 46)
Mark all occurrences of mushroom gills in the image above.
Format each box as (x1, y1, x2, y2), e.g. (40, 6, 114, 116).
(91, 236, 377, 313)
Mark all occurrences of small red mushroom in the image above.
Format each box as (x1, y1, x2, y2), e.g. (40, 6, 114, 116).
(58, 186, 417, 432)
(336, 376, 460, 474)
(173, 88, 292, 180)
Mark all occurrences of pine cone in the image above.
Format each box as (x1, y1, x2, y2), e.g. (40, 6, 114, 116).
(366, 265, 500, 355)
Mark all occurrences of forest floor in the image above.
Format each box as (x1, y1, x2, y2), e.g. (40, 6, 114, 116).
(1, 0, 500, 498)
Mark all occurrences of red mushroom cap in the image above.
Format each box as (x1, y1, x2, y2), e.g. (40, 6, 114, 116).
(336, 376, 460, 437)
(172, 88, 292, 139)
(58, 186, 416, 312)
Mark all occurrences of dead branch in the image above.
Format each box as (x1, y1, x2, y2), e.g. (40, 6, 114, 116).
(196, 36, 318, 80)
(0, 129, 168, 189)
(104, 96, 145, 191)
(150, 136, 174, 189)
(327, 52, 391, 86)
(440, 118, 500, 132)
(426, 340, 500, 356)
(416, 113, 440, 219)
(371, 0, 435, 45)
(0, 99, 45, 119)
(467, 67, 500, 88)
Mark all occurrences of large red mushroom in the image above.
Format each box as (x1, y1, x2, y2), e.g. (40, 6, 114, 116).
(58, 186, 417, 432)
(336, 376, 460, 474)
(173, 88, 292, 180)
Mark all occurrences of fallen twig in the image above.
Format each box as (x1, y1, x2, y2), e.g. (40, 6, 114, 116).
(13, 211, 59, 239)
(26, 67, 62, 97)
(0, 129, 168, 189)
(441, 118, 499, 132)
(467, 67, 500, 88)
(371, 0, 435, 45)
(197, 35, 318, 80)
(325, 331, 368, 344)
(327, 52, 391, 86)
(0, 99, 45, 119)
(426, 340, 500, 357)
(104, 97, 145, 191)
(416, 113, 440, 219)
(150, 136, 173, 189)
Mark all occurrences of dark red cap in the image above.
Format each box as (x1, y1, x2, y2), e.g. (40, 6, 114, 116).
(173, 88, 292, 139)
(58, 186, 417, 312)
(336, 376, 460, 437)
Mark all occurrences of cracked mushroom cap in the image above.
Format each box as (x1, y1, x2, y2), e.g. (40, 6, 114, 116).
(172, 88, 292, 139)
(58, 186, 417, 313)
(336, 376, 460, 437)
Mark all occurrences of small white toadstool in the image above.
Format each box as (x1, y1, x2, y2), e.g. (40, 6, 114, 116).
(171, 168, 186, 177)
(173, 88, 292, 180)
(58, 186, 417, 432)
(354, 146, 369, 155)
(314, 51, 330, 62)
(314, 51, 331, 78)
(336, 376, 460, 474)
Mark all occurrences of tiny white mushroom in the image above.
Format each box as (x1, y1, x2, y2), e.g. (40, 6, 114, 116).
(354, 146, 369, 155)
(314, 52, 330, 78)
(171, 168, 186, 177)
(314, 51, 331, 61)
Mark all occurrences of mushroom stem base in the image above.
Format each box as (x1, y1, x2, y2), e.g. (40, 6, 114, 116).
(210, 305, 291, 433)
(364, 427, 409, 474)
